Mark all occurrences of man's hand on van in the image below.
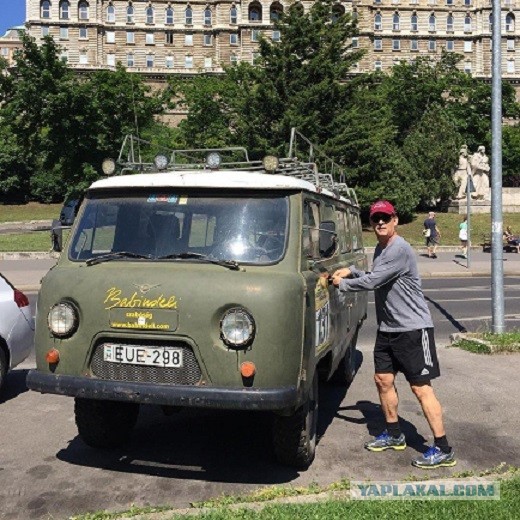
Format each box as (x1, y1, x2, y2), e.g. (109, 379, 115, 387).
(332, 268, 351, 287)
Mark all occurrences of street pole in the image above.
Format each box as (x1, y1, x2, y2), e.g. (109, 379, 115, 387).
(466, 173, 471, 269)
(491, 0, 504, 333)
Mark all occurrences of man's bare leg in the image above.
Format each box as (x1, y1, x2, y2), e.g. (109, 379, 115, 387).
(375, 373, 399, 422)
(410, 381, 445, 437)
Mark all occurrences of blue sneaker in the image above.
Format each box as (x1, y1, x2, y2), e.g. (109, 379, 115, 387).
(412, 445, 457, 469)
(364, 430, 407, 452)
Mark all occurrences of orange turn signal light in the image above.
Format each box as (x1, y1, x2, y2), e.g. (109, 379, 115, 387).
(45, 348, 60, 364)
(240, 361, 256, 378)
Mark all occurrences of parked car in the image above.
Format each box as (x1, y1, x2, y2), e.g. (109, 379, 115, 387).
(0, 274, 34, 394)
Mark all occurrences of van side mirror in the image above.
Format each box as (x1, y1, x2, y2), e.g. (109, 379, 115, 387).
(51, 219, 63, 252)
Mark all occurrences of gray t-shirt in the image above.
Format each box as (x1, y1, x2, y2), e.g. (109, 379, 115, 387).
(339, 235, 433, 332)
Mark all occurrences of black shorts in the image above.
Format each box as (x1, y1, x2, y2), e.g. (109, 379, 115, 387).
(374, 328, 440, 383)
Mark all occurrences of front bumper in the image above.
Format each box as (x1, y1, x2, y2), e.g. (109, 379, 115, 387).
(26, 370, 299, 411)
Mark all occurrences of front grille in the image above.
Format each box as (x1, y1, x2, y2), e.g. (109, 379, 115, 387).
(90, 341, 202, 385)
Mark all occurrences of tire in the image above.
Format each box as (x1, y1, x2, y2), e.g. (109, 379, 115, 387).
(273, 372, 318, 470)
(0, 347, 7, 396)
(74, 398, 139, 448)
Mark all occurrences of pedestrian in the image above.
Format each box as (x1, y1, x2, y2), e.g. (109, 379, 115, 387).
(459, 216, 468, 259)
(423, 212, 440, 259)
(331, 200, 456, 469)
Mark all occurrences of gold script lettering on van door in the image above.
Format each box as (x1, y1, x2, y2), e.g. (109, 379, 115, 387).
(104, 287, 178, 310)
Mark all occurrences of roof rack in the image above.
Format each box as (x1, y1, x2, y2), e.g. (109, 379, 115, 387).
(113, 129, 357, 204)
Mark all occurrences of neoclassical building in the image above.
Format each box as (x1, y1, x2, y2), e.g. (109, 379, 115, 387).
(21, 0, 520, 83)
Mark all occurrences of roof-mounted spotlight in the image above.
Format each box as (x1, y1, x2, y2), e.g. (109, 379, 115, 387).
(154, 153, 169, 171)
(205, 152, 221, 170)
(101, 158, 116, 176)
(262, 155, 279, 173)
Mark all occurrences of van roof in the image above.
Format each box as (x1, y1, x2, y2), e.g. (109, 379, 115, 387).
(89, 170, 353, 204)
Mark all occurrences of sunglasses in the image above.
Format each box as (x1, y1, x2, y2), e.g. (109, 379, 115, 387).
(370, 213, 394, 224)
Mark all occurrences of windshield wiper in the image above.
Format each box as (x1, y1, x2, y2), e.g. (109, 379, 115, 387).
(86, 251, 152, 266)
(156, 252, 240, 271)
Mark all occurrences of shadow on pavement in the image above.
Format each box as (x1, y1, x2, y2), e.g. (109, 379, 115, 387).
(0, 368, 29, 404)
(425, 296, 467, 333)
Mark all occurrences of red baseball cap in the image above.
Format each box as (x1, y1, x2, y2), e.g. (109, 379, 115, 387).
(369, 200, 396, 218)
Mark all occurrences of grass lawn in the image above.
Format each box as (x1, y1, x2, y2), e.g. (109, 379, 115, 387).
(451, 331, 520, 354)
(0, 202, 61, 223)
(0, 231, 52, 252)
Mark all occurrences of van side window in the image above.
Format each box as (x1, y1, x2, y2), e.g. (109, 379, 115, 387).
(303, 200, 320, 259)
(319, 204, 337, 259)
(349, 210, 362, 251)
(336, 208, 352, 253)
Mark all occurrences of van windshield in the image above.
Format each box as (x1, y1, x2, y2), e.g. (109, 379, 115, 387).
(69, 191, 289, 265)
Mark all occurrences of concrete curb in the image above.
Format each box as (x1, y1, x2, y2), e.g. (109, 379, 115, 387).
(0, 252, 55, 260)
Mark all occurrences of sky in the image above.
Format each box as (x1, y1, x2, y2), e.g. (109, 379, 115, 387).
(0, 0, 25, 36)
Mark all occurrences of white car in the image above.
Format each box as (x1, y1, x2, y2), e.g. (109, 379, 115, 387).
(0, 274, 34, 394)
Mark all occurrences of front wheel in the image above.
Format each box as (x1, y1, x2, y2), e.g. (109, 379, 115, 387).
(0, 347, 7, 395)
(74, 398, 139, 448)
(272, 372, 318, 469)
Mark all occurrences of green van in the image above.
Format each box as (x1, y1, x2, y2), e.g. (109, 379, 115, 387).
(27, 131, 367, 469)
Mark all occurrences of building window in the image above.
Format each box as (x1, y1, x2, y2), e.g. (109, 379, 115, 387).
(392, 38, 400, 50)
(165, 31, 174, 44)
(464, 41, 472, 52)
(204, 57, 212, 68)
(271, 3, 283, 22)
(60, 1, 70, 19)
(146, 32, 154, 44)
(166, 55, 174, 68)
(411, 14, 418, 31)
(166, 7, 174, 24)
(488, 14, 492, 32)
(272, 30, 281, 42)
(204, 34, 212, 45)
(204, 8, 212, 25)
(107, 5, 115, 23)
(464, 61, 472, 73)
(1, 47, 8, 56)
(41, 0, 51, 19)
(464, 0, 471, 5)
(146, 54, 154, 68)
(374, 13, 382, 30)
(41, 25, 49, 37)
(507, 59, 515, 73)
(506, 14, 515, 32)
(507, 38, 515, 50)
(127, 31, 134, 44)
(185, 33, 193, 45)
(127, 53, 134, 66)
(410, 39, 418, 51)
(393, 13, 400, 31)
(249, 2, 262, 22)
(230, 6, 237, 24)
(78, 1, 89, 21)
(107, 53, 115, 66)
(60, 26, 69, 39)
(79, 51, 88, 64)
(429, 38, 436, 51)
(446, 0, 453, 4)
(429, 14, 436, 32)
(446, 39, 454, 51)
(230, 53, 238, 65)
(447, 14, 454, 32)
(374, 37, 382, 50)
(230, 33, 238, 45)
(127, 5, 134, 23)
(146, 6, 154, 24)
(79, 26, 88, 38)
(185, 6, 193, 24)
(351, 36, 359, 48)
(464, 15, 472, 32)
(60, 51, 68, 63)
(375, 60, 382, 71)
(252, 51, 260, 64)
(251, 29, 261, 42)
(106, 31, 115, 43)
(185, 55, 193, 68)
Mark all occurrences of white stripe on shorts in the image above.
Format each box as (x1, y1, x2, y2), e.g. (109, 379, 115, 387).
(422, 329, 433, 367)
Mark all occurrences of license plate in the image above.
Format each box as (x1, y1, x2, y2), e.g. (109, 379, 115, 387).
(103, 344, 183, 368)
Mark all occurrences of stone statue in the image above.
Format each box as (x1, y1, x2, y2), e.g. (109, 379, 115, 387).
(470, 145, 490, 200)
(453, 145, 472, 199)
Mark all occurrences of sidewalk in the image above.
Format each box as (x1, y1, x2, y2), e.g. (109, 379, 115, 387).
(1, 247, 520, 292)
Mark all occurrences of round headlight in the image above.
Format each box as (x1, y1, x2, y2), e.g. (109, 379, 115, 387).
(220, 308, 255, 348)
(206, 152, 221, 169)
(154, 153, 169, 170)
(101, 158, 116, 176)
(262, 155, 279, 173)
(48, 302, 78, 338)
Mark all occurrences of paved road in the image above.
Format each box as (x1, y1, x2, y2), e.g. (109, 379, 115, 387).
(1, 279, 519, 519)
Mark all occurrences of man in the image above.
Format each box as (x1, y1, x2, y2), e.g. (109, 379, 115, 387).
(424, 212, 440, 259)
(331, 200, 455, 469)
